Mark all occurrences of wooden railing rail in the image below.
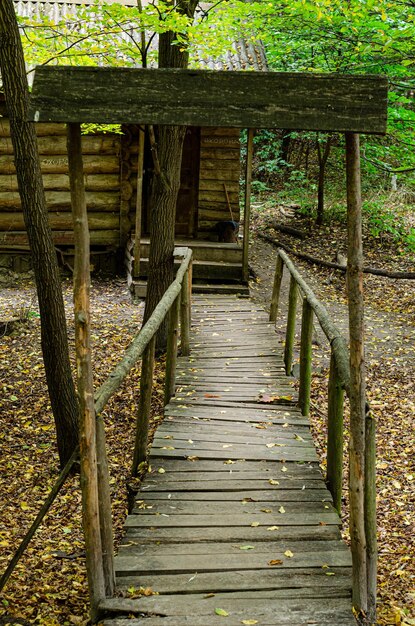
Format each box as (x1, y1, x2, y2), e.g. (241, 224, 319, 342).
(270, 248, 349, 512)
(0, 247, 193, 610)
(269, 246, 376, 617)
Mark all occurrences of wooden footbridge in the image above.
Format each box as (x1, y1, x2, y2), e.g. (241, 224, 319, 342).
(99, 286, 355, 625)
(13, 64, 383, 625)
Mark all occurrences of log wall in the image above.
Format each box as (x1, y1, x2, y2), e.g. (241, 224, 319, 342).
(197, 127, 241, 237)
(0, 118, 241, 269)
(0, 119, 121, 248)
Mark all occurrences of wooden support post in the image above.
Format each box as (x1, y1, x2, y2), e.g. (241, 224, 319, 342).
(243, 128, 254, 282)
(326, 351, 345, 514)
(133, 126, 145, 278)
(345, 131, 368, 615)
(298, 298, 313, 416)
(284, 275, 298, 375)
(269, 254, 283, 322)
(180, 267, 191, 356)
(67, 123, 105, 620)
(164, 294, 180, 405)
(365, 411, 377, 623)
(96, 416, 115, 597)
(132, 335, 156, 475)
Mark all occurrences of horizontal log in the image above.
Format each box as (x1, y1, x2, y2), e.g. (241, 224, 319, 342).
(0, 134, 121, 156)
(0, 212, 119, 231)
(199, 180, 239, 192)
(0, 173, 120, 192)
(0, 229, 120, 246)
(199, 159, 240, 171)
(198, 191, 239, 203)
(0, 190, 120, 210)
(0, 155, 120, 175)
(0, 120, 67, 137)
(201, 137, 241, 148)
(199, 169, 240, 182)
(29, 67, 388, 133)
(199, 148, 240, 160)
(198, 208, 240, 222)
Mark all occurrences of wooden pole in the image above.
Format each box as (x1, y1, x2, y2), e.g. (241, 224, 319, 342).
(180, 267, 191, 356)
(365, 411, 377, 623)
(164, 294, 180, 405)
(298, 298, 313, 416)
(269, 254, 284, 322)
(67, 123, 105, 620)
(95, 416, 115, 597)
(132, 336, 156, 475)
(284, 275, 298, 375)
(326, 351, 345, 514)
(243, 128, 254, 282)
(133, 126, 145, 279)
(345, 131, 368, 614)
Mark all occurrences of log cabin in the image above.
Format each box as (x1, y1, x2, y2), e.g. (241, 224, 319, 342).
(0, 0, 267, 291)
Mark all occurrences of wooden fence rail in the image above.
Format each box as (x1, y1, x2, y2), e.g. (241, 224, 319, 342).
(0, 246, 193, 616)
(269, 247, 376, 617)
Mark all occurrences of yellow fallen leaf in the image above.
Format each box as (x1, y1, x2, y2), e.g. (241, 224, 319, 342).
(284, 549, 294, 558)
(279, 506, 286, 514)
(20, 501, 29, 511)
(281, 466, 288, 472)
(158, 468, 166, 474)
(267, 526, 279, 531)
(251, 521, 260, 527)
(241, 621, 258, 625)
(269, 479, 279, 485)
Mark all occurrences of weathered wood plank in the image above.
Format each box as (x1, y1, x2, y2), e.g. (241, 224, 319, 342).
(29, 67, 387, 134)
(123, 525, 342, 543)
(112, 566, 351, 593)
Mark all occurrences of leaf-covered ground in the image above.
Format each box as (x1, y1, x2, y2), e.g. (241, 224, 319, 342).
(249, 200, 415, 626)
(0, 206, 414, 625)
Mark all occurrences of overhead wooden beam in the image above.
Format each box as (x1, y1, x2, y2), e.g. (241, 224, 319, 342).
(29, 67, 388, 134)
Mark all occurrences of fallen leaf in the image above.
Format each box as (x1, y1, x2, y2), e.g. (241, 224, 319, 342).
(268, 559, 283, 566)
(251, 521, 260, 527)
(284, 549, 294, 558)
(215, 608, 229, 617)
(267, 526, 279, 531)
(279, 506, 286, 514)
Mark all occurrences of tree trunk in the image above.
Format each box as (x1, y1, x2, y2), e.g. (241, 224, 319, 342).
(0, 0, 79, 468)
(142, 1, 198, 351)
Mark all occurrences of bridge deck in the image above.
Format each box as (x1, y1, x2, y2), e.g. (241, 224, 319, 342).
(101, 295, 355, 626)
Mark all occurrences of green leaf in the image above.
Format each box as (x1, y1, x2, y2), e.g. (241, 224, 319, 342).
(215, 608, 229, 616)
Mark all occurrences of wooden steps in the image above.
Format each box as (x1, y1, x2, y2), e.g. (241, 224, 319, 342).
(100, 295, 354, 626)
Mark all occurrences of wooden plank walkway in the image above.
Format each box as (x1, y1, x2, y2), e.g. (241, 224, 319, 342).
(101, 295, 355, 626)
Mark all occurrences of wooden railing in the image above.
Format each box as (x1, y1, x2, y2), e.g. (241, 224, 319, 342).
(269, 248, 376, 610)
(0, 247, 193, 619)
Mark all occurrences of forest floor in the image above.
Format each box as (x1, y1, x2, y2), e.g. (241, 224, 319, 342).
(0, 201, 414, 626)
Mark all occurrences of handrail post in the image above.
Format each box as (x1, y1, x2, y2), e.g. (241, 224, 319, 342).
(180, 266, 191, 356)
(132, 335, 156, 475)
(365, 411, 377, 620)
(164, 294, 180, 405)
(284, 275, 298, 375)
(269, 254, 283, 322)
(96, 416, 115, 596)
(326, 350, 344, 514)
(298, 298, 313, 416)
